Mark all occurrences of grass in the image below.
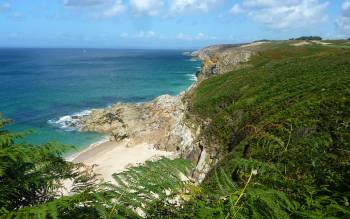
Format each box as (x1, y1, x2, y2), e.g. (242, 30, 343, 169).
(179, 43, 350, 218)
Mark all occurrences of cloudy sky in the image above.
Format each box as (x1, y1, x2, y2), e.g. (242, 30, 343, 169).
(0, 0, 349, 49)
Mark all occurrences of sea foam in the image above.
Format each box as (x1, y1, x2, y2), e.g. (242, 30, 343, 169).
(48, 110, 91, 131)
(186, 74, 197, 81)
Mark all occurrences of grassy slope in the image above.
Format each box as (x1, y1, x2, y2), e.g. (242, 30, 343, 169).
(182, 43, 350, 218)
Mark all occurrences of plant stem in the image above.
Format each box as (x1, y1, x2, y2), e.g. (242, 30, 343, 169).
(225, 170, 254, 219)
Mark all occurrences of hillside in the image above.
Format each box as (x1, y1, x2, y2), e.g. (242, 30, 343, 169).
(1, 41, 350, 218)
(151, 41, 350, 218)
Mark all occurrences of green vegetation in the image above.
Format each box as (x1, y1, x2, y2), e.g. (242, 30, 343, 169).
(1, 43, 350, 218)
(176, 44, 350, 218)
(0, 116, 191, 218)
(253, 39, 271, 43)
(0, 117, 95, 215)
(290, 36, 322, 40)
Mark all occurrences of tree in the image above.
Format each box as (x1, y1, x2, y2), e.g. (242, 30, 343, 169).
(0, 114, 192, 218)
(0, 115, 97, 215)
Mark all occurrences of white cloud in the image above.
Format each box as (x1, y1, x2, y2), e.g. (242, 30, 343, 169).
(120, 32, 129, 37)
(176, 32, 216, 41)
(12, 11, 23, 19)
(129, 0, 164, 16)
(242, 0, 282, 8)
(64, 0, 126, 18)
(337, 0, 350, 34)
(169, 0, 222, 16)
(176, 32, 191, 40)
(230, 0, 329, 30)
(229, 4, 243, 15)
(0, 1, 11, 12)
(136, 30, 156, 38)
(342, 0, 350, 16)
(63, 0, 111, 7)
(337, 17, 350, 33)
(63, 0, 165, 17)
(195, 32, 205, 40)
(100, 0, 126, 17)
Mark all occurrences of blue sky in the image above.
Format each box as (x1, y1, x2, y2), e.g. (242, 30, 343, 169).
(0, 0, 349, 49)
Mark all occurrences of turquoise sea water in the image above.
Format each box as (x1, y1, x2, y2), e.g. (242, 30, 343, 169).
(0, 48, 200, 150)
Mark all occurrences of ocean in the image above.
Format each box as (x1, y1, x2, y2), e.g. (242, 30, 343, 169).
(0, 48, 200, 151)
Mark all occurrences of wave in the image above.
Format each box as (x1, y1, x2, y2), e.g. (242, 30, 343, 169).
(48, 110, 91, 131)
(187, 58, 199, 62)
(186, 74, 197, 81)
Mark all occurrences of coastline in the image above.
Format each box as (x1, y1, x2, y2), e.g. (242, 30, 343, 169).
(65, 42, 258, 184)
(72, 140, 175, 182)
(67, 57, 200, 183)
(67, 94, 190, 183)
(68, 92, 195, 183)
(65, 136, 110, 162)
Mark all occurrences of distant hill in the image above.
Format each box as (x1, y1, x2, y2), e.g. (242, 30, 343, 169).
(290, 36, 322, 40)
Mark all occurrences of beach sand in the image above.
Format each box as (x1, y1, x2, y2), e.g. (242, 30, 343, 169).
(72, 140, 174, 182)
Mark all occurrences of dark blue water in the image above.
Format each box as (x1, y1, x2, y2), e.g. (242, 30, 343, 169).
(0, 48, 200, 149)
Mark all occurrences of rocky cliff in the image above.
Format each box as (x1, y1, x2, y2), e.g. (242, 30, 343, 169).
(192, 42, 266, 80)
(79, 94, 192, 152)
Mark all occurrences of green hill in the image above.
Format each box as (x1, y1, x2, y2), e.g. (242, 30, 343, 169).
(152, 42, 350, 218)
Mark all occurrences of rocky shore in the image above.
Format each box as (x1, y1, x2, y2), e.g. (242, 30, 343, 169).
(73, 42, 266, 182)
(79, 94, 190, 152)
(191, 42, 265, 80)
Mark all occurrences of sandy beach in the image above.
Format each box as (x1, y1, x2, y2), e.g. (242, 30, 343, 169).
(72, 140, 174, 182)
(68, 93, 195, 184)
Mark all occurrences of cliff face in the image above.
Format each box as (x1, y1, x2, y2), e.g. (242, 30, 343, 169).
(192, 42, 266, 80)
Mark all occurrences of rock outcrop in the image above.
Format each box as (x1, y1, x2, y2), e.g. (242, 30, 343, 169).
(79, 94, 194, 153)
(192, 42, 266, 80)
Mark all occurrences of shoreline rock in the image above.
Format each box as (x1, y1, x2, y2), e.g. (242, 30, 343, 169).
(79, 94, 194, 152)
